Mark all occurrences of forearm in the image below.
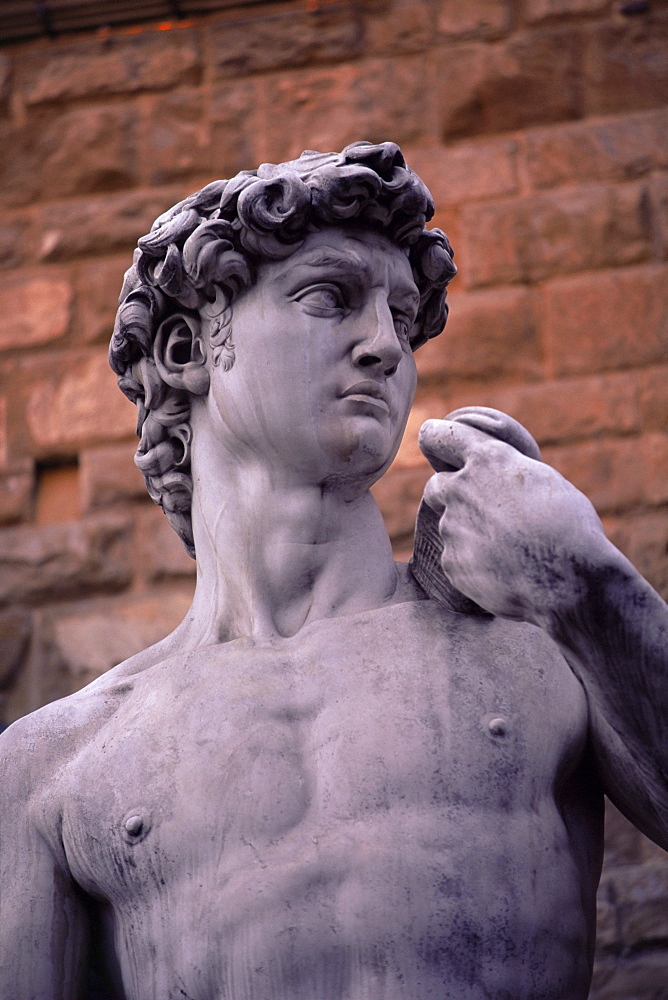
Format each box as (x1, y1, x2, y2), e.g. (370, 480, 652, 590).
(538, 540, 668, 840)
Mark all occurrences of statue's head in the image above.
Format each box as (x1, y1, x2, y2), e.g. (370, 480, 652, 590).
(109, 141, 456, 557)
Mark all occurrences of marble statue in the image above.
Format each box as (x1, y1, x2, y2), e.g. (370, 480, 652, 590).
(1, 141, 667, 1000)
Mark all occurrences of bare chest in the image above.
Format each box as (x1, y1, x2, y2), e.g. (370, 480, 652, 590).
(60, 605, 587, 897)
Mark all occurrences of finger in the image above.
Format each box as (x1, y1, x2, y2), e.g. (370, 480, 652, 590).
(444, 406, 541, 462)
(422, 472, 452, 514)
(418, 418, 493, 473)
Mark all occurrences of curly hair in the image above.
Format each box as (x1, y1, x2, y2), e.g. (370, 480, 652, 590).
(109, 140, 457, 557)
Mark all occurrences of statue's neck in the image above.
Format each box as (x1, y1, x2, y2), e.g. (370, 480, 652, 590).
(179, 426, 413, 645)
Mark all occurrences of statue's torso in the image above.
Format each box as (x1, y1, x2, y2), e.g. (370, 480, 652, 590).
(48, 601, 601, 1000)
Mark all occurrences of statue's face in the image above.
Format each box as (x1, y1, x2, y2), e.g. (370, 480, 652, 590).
(205, 227, 419, 487)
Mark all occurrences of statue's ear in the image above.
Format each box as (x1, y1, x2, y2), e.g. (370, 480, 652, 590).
(153, 314, 210, 395)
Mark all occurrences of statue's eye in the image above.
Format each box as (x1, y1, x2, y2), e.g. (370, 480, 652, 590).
(295, 285, 345, 311)
(392, 312, 413, 343)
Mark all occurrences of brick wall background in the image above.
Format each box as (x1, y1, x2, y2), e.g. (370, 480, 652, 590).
(0, 0, 667, 994)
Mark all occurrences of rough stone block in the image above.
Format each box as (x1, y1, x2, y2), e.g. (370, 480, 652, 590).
(209, 7, 363, 76)
(141, 89, 210, 185)
(590, 950, 668, 1000)
(209, 80, 264, 181)
(464, 373, 640, 446)
(80, 442, 145, 512)
(0, 105, 137, 208)
(524, 109, 668, 190)
(0, 215, 31, 271)
(440, 30, 582, 140)
(0, 396, 6, 468)
(263, 57, 437, 162)
(25, 353, 136, 451)
(366, 0, 435, 54)
(135, 507, 196, 582)
(461, 183, 652, 287)
(524, 0, 608, 21)
(405, 138, 518, 208)
(437, 0, 510, 39)
(594, 876, 619, 952)
(650, 171, 668, 261)
(36, 188, 186, 262)
(584, 15, 668, 117)
(72, 255, 129, 345)
(545, 265, 668, 377)
(639, 365, 668, 432)
(0, 467, 33, 526)
(0, 274, 71, 352)
(541, 435, 667, 514)
(21, 32, 201, 105)
(416, 286, 543, 381)
(612, 863, 668, 948)
(46, 590, 193, 690)
(0, 513, 133, 605)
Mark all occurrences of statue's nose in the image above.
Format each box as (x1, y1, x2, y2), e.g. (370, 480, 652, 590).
(351, 295, 403, 377)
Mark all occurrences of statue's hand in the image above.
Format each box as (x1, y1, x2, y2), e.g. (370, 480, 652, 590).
(418, 407, 607, 625)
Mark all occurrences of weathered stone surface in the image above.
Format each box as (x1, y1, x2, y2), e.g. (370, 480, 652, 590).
(460, 183, 652, 287)
(366, 0, 435, 54)
(0, 215, 31, 271)
(36, 188, 185, 262)
(208, 7, 363, 76)
(46, 590, 193, 691)
(542, 434, 668, 514)
(0, 274, 71, 352)
(80, 442, 145, 512)
(439, 29, 582, 139)
(639, 365, 668, 432)
(591, 951, 668, 1000)
(264, 57, 437, 161)
(0, 608, 31, 725)
(135, 507, 197, 582)
(524, 0, 608, 21)
(209, 79, 264, 180)
(0, 396, 7, 469)
(0, 513, 132, 605)
(545, 266, 668, 376)
(405, 138, 518, 207)
(437, 0, 511, 39)
(650, 171, 668, 261)
(584, 14, 668, 117)
(524, 109, 668, 189)
(0, 467, 33, 526)
(25, 353, 136, 450)
(21, 33, 201, 105)
(453, 373, 641, 446)
(0, 105, 137, 208)
(612, 864, 668, 947)
(140, 89, 210, 185)
(72, 255, 129, 345)
(416, 286, 542, 381)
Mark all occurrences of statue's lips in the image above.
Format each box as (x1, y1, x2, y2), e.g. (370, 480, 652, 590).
(340, 381, 390, 414)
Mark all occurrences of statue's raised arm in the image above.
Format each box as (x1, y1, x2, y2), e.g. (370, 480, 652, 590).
(418, 408, 668, 851)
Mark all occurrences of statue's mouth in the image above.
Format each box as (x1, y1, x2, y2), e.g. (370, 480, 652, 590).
(340, 381, 390, 414)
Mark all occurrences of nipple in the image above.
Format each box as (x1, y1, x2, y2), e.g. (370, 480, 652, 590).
(121, 809, 152, 844)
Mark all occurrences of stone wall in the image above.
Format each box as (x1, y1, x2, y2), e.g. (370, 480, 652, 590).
(0, 1, 667, 994)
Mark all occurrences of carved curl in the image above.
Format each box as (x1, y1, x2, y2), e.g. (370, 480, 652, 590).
(109, 141, 457, 557)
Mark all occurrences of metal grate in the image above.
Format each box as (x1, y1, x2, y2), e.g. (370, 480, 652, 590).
(0, 0, 292, 44)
